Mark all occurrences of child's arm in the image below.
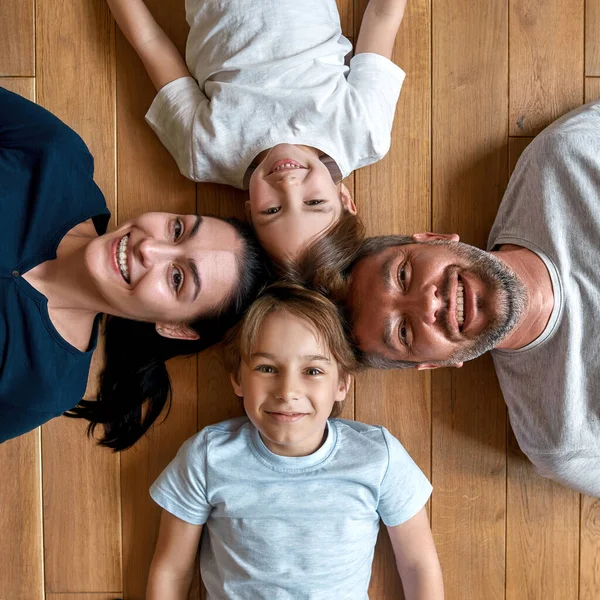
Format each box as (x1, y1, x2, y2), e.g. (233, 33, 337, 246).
(146, 510, 204, 600)
(387, 507, 444, 600)
(106, 0, 191, 90)
(355, 0, 408, 60)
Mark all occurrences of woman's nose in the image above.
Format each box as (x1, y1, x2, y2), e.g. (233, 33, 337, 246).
(138, 238, 173, 267)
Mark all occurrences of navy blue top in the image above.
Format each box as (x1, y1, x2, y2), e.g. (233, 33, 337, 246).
(0, 87, 111, 443)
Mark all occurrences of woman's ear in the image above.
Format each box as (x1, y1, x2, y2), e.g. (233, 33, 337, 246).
(338, 182, 357, 215)
(336, 374, 352, 402)
(230, 370, 244, 397)
(412, 232, 460, 243)
(155, 323, 200, 341)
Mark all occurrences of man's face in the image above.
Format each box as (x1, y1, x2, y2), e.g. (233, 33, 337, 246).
(347, 236, 526, 366)
(248, 144, 355, 261)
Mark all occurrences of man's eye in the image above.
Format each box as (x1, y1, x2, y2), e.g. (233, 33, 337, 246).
(305, 368, 323, 376)
(304, 199, 325, 206)
(262, 207, 281, 215)
(399, 322, 408, 345)
(256, 365, 276, 373)
(397, 262, 407, 288)
(173, 218, 184, 241)
(171, 265, 183, 292)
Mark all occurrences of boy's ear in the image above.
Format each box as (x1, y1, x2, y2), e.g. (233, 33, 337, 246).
(415, 362, 463, 371)
(155, 323, 200, 341)
(230, 370, 244, 397)
(244, 200, 252, 223)
(338, 182, 357, 215)
(336, 374, 352, 402)
(412, 232, 460, 243)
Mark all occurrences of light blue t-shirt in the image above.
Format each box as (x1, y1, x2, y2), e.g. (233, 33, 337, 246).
(150, 417, 432, 599)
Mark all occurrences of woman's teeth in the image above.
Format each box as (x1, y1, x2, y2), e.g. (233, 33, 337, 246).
(117, 234, 130, 284)
(457, 281, 464, 326)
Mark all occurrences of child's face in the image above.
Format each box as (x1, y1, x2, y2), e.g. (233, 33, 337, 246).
(247, 144, 356, 261)
(231, 311, 350, 457)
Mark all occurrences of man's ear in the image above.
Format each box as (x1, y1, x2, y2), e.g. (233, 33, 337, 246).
(244, 200, 252, 223)
(336, 374, 353, 402)
(338, 182, 357, 215)
(230, 371, 244, 398)
(155, 323, 200, 341)
(415, 362, 463, 371)
(412, 232, 460, 243)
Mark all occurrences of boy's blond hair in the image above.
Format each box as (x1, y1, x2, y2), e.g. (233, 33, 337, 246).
(223, 282, 356, 418)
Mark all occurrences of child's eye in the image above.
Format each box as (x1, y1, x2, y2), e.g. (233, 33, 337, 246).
(256, 365, 276, 373)
(304, 199, 325, 206)
(171, 264, 184, 292)
(305, 368, 323, 376)
(173, 217, 184, 241)
(261, 207, 281, 215)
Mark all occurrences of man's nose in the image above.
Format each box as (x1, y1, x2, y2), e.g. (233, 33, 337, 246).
(400, 284, 441, 325)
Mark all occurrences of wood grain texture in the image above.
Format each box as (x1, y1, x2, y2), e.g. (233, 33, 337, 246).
(580, 495, 600, 600)
(510, 0, 584, 136)
(48, 595, 119, 600)
(584, 77, 600, 102)
(0, 0, 34, 76)
(586, 0, 600, 75)
(36, 0, 120, 592)
(432, 0, 508, 597)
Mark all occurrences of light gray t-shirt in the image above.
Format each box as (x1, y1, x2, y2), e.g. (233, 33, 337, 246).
(150, 417, 432, 599)
(488, 101, 600, 497)
(145, 0, 405, 188)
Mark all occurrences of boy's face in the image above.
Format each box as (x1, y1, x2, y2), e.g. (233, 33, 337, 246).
(231, 311, 350, 457)
(248, 144, 356, 261)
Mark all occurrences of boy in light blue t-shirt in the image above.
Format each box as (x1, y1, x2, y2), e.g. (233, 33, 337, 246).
(147, 284, 444, 599)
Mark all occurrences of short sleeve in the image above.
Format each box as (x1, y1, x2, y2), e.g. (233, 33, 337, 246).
(347, 53, 406, 158)
(149, 430, 212, 525)
(145, 77, 209, 181)
(377, 428, 432, 527)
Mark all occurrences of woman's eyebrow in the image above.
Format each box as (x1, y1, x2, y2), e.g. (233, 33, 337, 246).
(188, 215, 203, 240)
(188, 258, 201, 302)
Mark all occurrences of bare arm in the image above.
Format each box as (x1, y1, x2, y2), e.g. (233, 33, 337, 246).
(146, 510, 204, 600)
(106, 0, 191, 90)
(387, 507, 444, 600)
(355, 0, 408, 60)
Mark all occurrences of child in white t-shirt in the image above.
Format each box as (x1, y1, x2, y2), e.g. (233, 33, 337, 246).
(106, 0, 407, 262)
(146, 283, 444, 599)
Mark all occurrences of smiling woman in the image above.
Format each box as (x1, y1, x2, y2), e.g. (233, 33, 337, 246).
(0, 87, 266, 448)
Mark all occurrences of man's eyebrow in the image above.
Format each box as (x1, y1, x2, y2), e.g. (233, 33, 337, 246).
(188, 215, 202, 240)
(381, 255, 395, 293)
(383, 316, 398, 352)
(188, 258, 201, 303)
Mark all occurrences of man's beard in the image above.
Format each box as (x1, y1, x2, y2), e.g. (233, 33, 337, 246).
(429, 240, 527, 365)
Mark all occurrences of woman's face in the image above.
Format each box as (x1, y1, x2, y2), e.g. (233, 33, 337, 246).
(85, 213, 241, 327)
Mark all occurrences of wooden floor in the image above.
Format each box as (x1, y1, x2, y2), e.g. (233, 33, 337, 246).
(1, 0, 600, 598)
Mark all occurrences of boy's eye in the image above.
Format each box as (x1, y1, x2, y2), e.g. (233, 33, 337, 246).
(173, 218, 184, 241)
(305, 368, 323, 376)
(171, 265, 183, 292)
(261, 207, 281, 215)
(256, 365, 276, 373)
(304, 199, 325, 206)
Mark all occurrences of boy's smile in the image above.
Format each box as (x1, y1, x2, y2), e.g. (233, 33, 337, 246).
(231, 310, 350, 457)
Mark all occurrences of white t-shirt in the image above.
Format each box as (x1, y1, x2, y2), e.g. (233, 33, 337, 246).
(488, 101, 600, 497)
(145, 0, 405, 189)
(150, 417, 432, 599)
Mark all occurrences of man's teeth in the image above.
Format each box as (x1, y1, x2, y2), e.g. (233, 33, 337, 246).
(273, 163, 302, 172)
(457, 281, 464, 326)
(117, 234, 130, 283)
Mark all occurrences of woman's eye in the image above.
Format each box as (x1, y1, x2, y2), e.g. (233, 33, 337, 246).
(304, 199, 324, 206)
(256, 365, 276, 373)
(171, 265, 183, 292)
(262, 207, 280, 215)
(173, 218, 184, 241)
(305, 368, 323, 376)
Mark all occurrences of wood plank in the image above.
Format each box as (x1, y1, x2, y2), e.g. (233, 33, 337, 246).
(509, 0, 584, 136)
(351, 0, 431, 595)
(581, 495, 600, 600)
(0, 78, 41, 600)
(48, 595, 118, 600)
(584, 77, 600, 102)
(0, 0, 34, 76)
(503, 136, 580, 600)
(336, 0, 354, 43)
(432, 0, 508, 598)
(36, 0, 120, 593)
(586, 0, 600, 75)
(113, 1, 200, 597)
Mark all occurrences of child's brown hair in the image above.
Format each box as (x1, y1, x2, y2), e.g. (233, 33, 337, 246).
(223, 282, 357, 418)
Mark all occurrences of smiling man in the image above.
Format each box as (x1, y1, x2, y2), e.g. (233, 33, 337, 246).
(345, 101, 600, 497)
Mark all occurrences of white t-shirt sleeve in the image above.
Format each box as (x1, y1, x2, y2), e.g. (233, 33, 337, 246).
(145, 77, 208, 181)
(347, 53, 406, 158)
(377, 428, 432, 527)
(149, 430, 212, 525)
